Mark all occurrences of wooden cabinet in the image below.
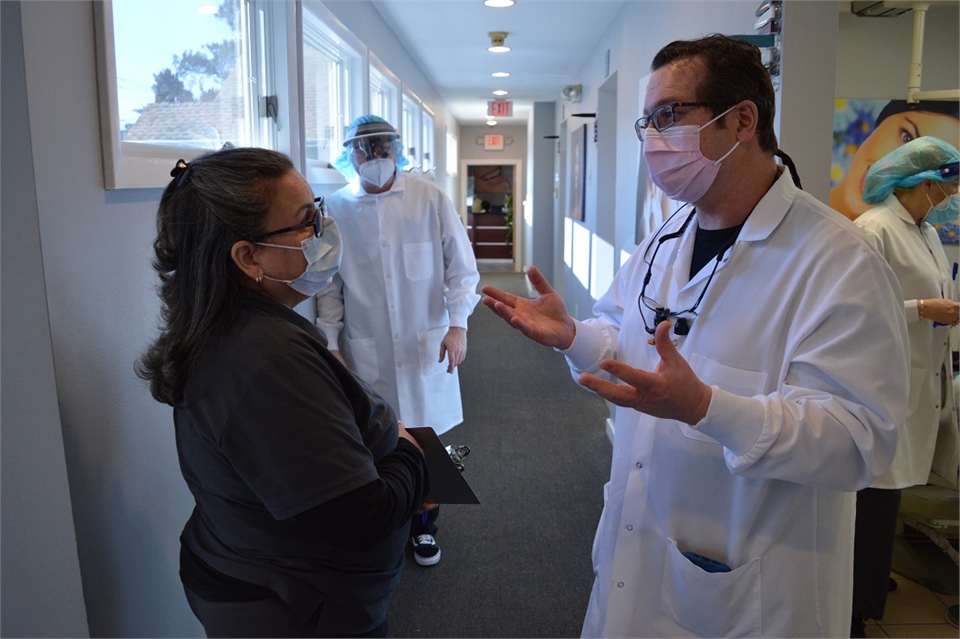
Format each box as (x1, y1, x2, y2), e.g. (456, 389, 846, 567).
(467, 212, 512, 259)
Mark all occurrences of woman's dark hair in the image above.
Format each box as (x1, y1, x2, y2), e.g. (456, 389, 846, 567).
(876, 99, 960, 126)
(652, 34, 778, 154)
(136, 147, 294, 406)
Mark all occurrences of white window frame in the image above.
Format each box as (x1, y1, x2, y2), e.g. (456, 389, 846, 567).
(92, 0, 284, 189)
(421, 106, 435, 174)
(369, 52, 400, 127)
(401, 88, 422, 171)
(300, 0, 364, 185)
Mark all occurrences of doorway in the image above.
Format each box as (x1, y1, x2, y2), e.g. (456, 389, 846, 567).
(462, 161, 521, 271)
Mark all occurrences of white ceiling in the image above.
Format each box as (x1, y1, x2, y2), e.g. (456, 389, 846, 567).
(370, 0, 630, 126)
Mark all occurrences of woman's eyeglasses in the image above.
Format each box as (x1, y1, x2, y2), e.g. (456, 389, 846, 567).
(249, 197, 326, 243)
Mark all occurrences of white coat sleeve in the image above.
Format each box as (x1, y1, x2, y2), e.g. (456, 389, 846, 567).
(437, 191, 481, 329)
(695, 243, 909, 491)
(559, 256, 634, 383)
(314, 276, 345, 350)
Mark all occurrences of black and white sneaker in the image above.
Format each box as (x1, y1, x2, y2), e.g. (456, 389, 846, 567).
(411, 534, 441, 566)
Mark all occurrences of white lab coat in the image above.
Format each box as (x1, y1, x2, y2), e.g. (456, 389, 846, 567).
(562, 169, 909, 638)
(855, 195, 959, 488)
(316, 172, 480, 435)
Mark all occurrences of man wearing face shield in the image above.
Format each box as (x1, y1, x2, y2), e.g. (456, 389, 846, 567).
(317, 115, 481, 568)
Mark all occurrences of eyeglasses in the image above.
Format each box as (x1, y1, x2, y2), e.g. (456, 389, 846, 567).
(249, 197, 326, 243)
(638, 206, 738, 339)
(635, 102, 706, 141)
(352, 136, 396, 161)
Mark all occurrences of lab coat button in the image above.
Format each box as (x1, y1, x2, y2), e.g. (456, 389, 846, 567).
(617, 582, 624, 588)
(625, 524, 633, 531)
(636, 461, 643, 469)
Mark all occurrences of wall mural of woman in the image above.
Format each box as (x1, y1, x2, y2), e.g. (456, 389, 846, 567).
(830, 98, 959, 243)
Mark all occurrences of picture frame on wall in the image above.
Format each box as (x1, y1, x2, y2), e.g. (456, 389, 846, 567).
(568, 123, 587, 222)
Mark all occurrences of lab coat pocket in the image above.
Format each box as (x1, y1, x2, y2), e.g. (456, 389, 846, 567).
(345, 336, 379, 384)
(682, 354, 767, 444)
(403, 242, 435, 281)
(418, 326, 448, 377)
(660, 538, 761, 637)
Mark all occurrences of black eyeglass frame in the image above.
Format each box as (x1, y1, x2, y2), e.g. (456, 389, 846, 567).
(249, 197, 326, 243)
(635, 102, 707, 141)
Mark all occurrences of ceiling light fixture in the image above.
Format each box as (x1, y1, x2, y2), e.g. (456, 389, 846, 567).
(487, 120, 498, 126)
(488, 32, 510, 53)
(484, 0, 515, 7)
(491, 71, 510, 78)
(492, 89, 508, 96)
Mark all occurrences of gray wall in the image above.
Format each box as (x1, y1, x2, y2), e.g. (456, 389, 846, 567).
(1, 3, 90, 636)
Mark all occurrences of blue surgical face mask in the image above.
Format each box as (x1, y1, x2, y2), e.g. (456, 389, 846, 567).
(925, 183, 959, 226)
(257, 216, 343, 296)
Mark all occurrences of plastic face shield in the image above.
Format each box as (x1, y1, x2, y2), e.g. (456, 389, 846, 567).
(351, 135, 396, 162)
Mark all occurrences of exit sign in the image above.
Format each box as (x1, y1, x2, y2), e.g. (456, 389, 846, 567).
(488, 100, 513, 118)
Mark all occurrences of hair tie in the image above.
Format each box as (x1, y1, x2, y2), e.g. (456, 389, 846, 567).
(170, 159, 192, 188)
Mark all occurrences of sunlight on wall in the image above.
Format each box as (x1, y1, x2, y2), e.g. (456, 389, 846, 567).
(591, 235, 614, 301)
(572, 222, 591, 290)
(564, 217, 573, 269)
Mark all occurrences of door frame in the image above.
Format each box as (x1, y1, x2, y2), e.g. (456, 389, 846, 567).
(459, 158, 523, 272)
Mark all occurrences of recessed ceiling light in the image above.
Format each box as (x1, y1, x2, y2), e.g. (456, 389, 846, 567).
(197, 4, 218, 14)
(492, 90, 508, 96)
(484, 0, 515, 7)
(491, 72, 510, 78)
(486, 120, 498, 126)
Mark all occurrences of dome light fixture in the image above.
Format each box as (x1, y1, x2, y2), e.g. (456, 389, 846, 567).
(486, 119, 498, 126)
(491, 71, 510, 78)
(488, 32, 510, 53)
(492, 89, 508, 96)
(483, 0, 515, 7)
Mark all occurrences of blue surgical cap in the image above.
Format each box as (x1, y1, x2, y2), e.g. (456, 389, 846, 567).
(862, 136, 960, 205)
(332, 114, 409, 181)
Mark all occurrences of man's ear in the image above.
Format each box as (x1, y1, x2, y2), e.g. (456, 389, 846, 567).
(231, 240, 262, 283)
(734, 100, 759, 143)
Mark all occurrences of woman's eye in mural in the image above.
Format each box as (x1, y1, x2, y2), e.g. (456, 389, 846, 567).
(898, 128, 914, 145)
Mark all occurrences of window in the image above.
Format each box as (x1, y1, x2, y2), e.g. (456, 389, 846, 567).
(301, 1, 362, 183)
(446, 129, 458, 176)
(94, 0, 281, 188)
(422, 109, 435, 174)
(401, 90, 421, 170)
(369, 54, 400, 126)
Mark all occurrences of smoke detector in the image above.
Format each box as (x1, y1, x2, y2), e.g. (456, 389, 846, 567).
(488, 32, 510, 53)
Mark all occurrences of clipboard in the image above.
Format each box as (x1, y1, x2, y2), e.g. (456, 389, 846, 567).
(407, 427, 481, 504)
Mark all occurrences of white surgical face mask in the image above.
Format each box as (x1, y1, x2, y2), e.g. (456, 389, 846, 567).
(641, 104, 740, 203)
(358, 158, 396, 189)
(257, 216, 343, 296)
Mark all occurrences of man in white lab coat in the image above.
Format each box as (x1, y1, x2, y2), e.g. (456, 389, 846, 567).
(317, 115, 480, 567)
(482, 35, 909, 637)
